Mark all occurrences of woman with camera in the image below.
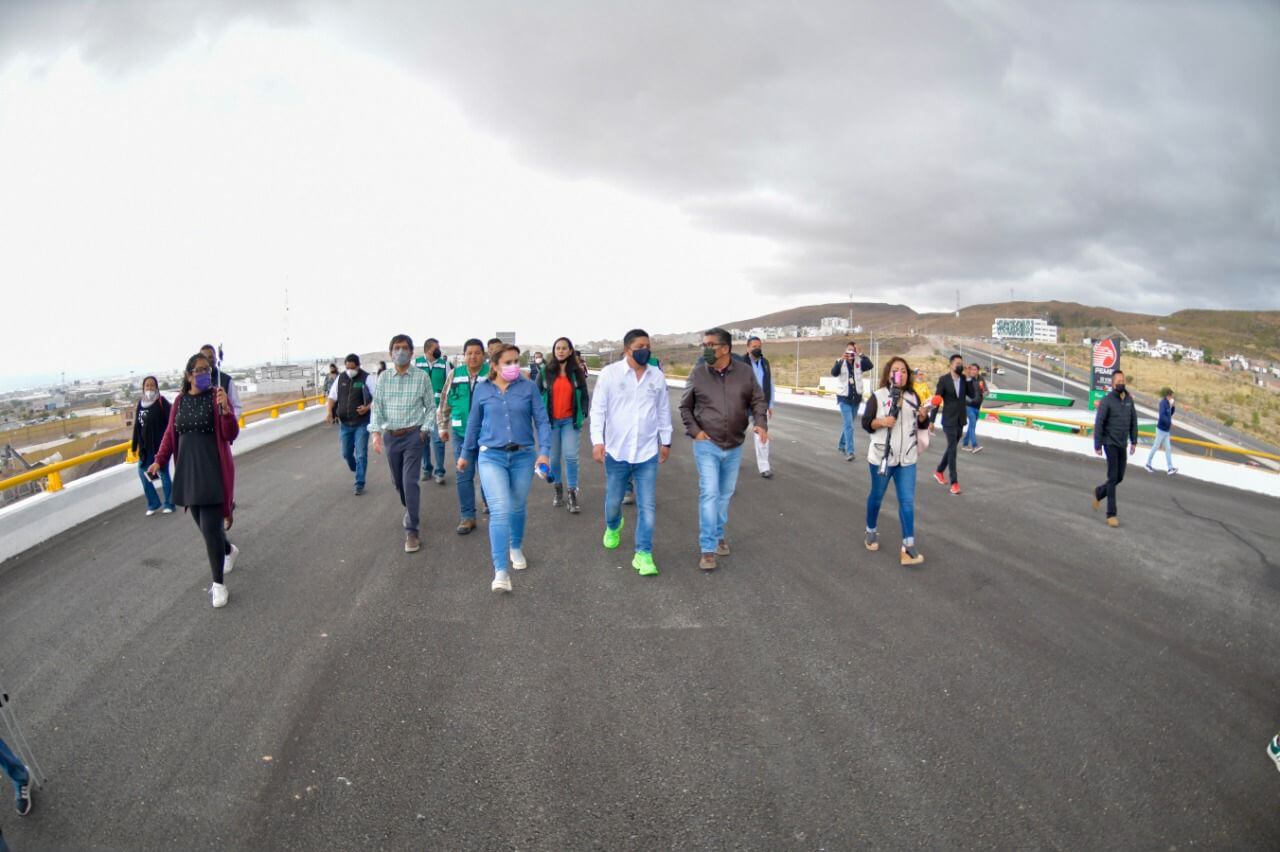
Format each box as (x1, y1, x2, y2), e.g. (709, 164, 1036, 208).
(861, 356, 935, 565)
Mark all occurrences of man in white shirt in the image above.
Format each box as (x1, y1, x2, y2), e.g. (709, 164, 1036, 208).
(590, 328, 672, 577)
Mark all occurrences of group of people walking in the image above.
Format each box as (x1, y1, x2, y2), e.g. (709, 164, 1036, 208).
(134, 330, 1190, 607)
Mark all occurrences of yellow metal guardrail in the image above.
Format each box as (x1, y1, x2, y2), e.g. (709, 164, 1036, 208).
(0, 395, 326, 494)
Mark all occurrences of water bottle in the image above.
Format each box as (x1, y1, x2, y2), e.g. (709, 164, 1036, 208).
(535, 462, 550, 480)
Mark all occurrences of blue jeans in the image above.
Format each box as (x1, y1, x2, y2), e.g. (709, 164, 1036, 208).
(137, 451, 173, 511)
(962, 406, 981, 447)
(838, 399, 857, 454)
(452, 435, 479, 520)
(338, 422, 369, 488)
(477, 447, 536, 572)
(604, 453, 658, 553)
(1146, 428, 1173, 469)
(693, 440, 743, 553)
(421, 428, 447, 477)
(866, 462, 917, 542)
(547, 417, 581, 488)
(0, 736, 28, 801)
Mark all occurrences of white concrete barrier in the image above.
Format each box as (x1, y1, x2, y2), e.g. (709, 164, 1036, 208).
(659, 373, 1279, 500)
(0, 405, 328, 565)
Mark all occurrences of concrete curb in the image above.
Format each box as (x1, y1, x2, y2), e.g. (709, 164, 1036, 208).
(0, 406, 328, 565)
(655, 372, 1278, 499)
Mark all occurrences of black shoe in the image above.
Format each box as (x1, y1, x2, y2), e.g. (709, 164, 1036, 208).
(353, 485, 365, 496)
(16, 774, 31, 816)
(567, 488, 581, 514)
(553, 482, 565, 508)
(761, 470, 773, 479)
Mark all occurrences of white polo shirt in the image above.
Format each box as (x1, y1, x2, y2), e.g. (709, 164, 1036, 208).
(589, 359, 673, 464)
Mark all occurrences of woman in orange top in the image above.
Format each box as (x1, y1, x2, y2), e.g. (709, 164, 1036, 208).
(535, 336, 591, 514)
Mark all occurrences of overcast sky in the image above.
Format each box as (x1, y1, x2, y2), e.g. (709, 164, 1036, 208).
(1, 1, 1276, 389)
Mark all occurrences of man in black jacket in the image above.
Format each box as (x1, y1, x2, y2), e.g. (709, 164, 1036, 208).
(933, 353, 970, 494)
(831, 342, 874, 461)
(327, 353, 376, 496)
(1092, 370, 1138, 526)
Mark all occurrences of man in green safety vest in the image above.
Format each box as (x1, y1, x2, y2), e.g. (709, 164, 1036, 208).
(437, 338, 488, 535)
(415, 338, 451, 485)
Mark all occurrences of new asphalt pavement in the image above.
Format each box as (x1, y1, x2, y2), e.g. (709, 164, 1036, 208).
(1, 391, 1277, 849)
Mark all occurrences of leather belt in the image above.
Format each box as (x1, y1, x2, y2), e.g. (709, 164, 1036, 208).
(484, 443, 526, 452)
(388, 427, 418, 437)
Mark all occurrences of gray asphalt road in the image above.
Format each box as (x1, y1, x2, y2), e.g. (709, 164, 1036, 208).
(1, 393, 1278, 850)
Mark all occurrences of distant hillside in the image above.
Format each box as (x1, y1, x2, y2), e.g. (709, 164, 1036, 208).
(722, 300, 1280, 362)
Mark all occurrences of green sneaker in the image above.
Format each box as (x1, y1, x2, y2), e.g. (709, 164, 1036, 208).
(632, 551, 659, 576)
(602, 517, 624, 550)
(1268, 733, 1280, 773)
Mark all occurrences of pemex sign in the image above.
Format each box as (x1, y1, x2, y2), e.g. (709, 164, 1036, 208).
(1089, 338, 1121, 409)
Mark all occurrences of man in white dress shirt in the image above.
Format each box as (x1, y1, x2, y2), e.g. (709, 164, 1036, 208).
(590, 329, 673, 577)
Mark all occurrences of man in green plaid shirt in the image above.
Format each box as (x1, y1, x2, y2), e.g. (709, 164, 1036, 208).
(369, 333, 437, 553)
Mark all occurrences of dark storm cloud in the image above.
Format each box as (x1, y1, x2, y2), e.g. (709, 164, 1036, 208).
(4, 0, 1277, 311)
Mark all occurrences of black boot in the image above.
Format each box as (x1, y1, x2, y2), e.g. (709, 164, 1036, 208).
(567, 488, 580, 514)
(553, 482, 564, 507)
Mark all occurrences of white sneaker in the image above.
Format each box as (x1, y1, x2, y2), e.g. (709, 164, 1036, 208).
(223, 543, 239, 575)
(491, 572, 512, 593)
(1167, 468, 1178, 476)
(146, 508, 158, 517)
(162, 507, 174, 514)
(510, 548, 528, 571)
(1144, 464, 1154, 473)
(210, 583, 229, 608)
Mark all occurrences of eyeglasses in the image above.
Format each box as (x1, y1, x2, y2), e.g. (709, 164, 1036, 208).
(192, 367, 212, 375)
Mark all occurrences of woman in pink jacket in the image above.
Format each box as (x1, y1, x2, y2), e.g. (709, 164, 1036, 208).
(149, 352, 240, 608)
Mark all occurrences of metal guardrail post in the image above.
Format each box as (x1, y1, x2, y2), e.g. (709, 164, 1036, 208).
(46, 471, 63, 492)
(270, 407, 279, 419)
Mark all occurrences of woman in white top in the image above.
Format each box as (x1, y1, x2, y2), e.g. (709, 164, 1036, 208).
(860, 356, 936, 565)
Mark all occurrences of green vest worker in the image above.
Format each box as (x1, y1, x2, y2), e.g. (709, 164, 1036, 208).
(438, 338, 489, 534)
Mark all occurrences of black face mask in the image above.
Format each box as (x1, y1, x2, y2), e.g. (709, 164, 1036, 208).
(750, 348, 762, 359)
(1114, 384, 1126, 394)
(953, 364, 964, 375)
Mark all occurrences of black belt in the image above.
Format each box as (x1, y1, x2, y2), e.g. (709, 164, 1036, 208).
(489, 443, 526, 452)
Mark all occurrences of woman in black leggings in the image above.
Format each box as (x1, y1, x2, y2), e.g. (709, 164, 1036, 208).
(150, 353, 240, 608)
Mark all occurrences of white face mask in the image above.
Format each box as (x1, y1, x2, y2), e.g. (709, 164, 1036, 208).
(141, 390, 158, 405)
(346, 368, 358, 378)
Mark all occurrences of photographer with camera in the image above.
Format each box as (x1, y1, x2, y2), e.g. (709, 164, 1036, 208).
(832, 341, 873, 461)
(862, 356, 936, 565)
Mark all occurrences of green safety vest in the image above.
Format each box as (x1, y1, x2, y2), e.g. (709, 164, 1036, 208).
(536, 368, 590, 430)
(445, 365, 487, 435)
(414, 355, 450, 399)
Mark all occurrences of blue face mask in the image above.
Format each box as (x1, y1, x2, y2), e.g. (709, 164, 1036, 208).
(631, 348, 651, 366)
(193, 373, 212, 392)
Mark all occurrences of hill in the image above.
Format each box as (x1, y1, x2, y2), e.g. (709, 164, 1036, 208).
(722, 300, 1280, 362)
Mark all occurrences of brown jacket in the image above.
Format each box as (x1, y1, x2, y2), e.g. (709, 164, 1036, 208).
(680, 359, 768, 449)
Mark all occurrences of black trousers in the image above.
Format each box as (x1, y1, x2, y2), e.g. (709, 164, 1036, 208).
(1095, 445, 1127, 518)
(935, 425, 962, 484)
(190, 505, 232, 583)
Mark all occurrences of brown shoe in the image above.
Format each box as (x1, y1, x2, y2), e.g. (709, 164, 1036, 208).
(699, 553, 717, 571)
(1107, 517, 1119, 527)
(456, 519, 476, 535)
(405, 533, 421, 553)
(900, 545, 924, 566)
(715, 539, 730, 557)
(1091, 494, 1101, 511)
